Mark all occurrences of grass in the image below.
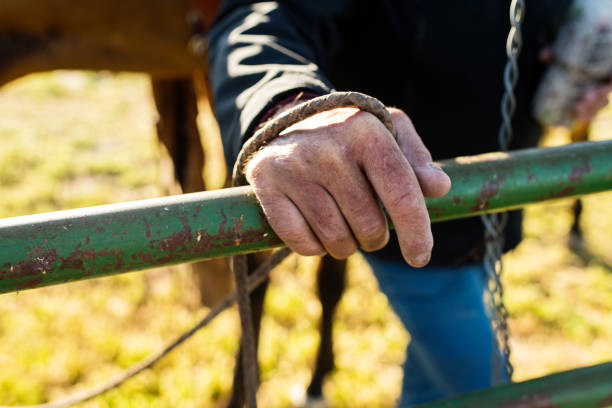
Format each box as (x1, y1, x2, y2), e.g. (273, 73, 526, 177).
(0, 71, 611, 407)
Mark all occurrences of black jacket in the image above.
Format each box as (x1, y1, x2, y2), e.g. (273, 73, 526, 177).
(208, 0, 572, 265)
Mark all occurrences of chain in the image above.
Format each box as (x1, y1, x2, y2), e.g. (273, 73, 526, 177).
(1, 5, 529, 404)
(481, 0, 525, 384)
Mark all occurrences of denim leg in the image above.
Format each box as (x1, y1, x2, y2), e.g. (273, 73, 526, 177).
(363, 254, 501, 407)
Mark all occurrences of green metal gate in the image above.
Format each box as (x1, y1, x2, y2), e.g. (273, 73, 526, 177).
(1, 140, 612, 407)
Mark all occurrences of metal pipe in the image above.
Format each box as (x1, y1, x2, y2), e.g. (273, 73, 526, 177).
(415, 362, 612, 408)
(1, 140, 611, 294)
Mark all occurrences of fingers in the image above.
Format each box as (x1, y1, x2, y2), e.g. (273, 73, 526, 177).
(355, 113, 433, 267)
(254, 187, 326, 257)
(246, 139, 364, 259)
(389, 108, 451, 198)
(246, 107, 441, 266)
(320, 159, 389, 252)
(283, 182, 358, 259)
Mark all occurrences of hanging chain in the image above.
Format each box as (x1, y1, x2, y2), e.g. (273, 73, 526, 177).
(499, 0, 525, 150)
(482, 0, 525, 384)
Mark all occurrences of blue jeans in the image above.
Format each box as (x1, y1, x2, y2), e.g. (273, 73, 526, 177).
(363, 254, 507, 407)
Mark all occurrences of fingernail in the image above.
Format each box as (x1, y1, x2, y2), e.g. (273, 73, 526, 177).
(409, 252, 431, 268)
(428, 162, 444, 172)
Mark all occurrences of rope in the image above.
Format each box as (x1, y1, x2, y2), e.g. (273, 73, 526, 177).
(0, 91, 395, 408)
(231, 255, 260, 408)
(233, 91, 396, 185)
(231, 91, 397, 407)
(0, 248, 291, 408)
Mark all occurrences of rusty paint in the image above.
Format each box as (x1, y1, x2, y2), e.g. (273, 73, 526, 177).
(59, 247, 124, 276)
(15, 276, 45, 290)
(157, 219, 192, 252)
(193, 229, 214, 252)
(218, 209, 228, 235)
(494, 393, 559, 408)
(598, 394, 612, 407)
(569, 162, 591, 182)
(132, 252, 153, 262)
(0, 248, 58, 279)
(2, 141, 612, 294)
(537, 186, 577, 201)
(144, 219, 152, 238)
(146, 215, 281, 267)
(232, 213, 245, 236)
(470, 179, 501, 212)
(527, 168, 537, 181)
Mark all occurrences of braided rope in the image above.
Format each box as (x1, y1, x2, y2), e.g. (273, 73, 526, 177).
(0, 91, 394, 408)
(0, 248, 291, 408)
(231, 91, 396, 407)
(233, 91, 396, 185)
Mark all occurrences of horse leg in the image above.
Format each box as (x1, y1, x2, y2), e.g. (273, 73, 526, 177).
(568, 121, 589, 252)
(306, 255, 347, 401)
(151, 77, 204, 192)
(151, 76, 234, 307)
(226, 253, 270, 408)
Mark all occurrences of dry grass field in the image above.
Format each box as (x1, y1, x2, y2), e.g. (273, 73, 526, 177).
(0, 71, 610, 407)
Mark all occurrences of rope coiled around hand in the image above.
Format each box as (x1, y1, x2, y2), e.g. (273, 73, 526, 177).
(231, 91, 396, 407)
(0, 92, 396, 408)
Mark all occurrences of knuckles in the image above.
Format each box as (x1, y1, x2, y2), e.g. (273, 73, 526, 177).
(292, 241, 326, 257)
(247, 135, 350, 187)
(317, 226, 351, 249)
(356, 217, 389, 251)
(327, 241, 358, 259)
(270, 219, 324, 256)
(410, 146, 434, 166)
(246, 107, 432, 262)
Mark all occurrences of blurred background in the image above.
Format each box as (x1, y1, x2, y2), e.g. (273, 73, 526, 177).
(0, 71, 611, 407)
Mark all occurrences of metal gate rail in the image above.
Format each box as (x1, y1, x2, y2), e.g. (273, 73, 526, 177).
(1, 140, 611, 294)
(415, 362, 612, 408)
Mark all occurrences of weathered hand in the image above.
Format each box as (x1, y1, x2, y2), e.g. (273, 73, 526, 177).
(245, 107, 451, 266)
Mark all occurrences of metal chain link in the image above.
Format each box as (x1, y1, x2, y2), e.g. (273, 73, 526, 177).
(482, 0, 525, 384)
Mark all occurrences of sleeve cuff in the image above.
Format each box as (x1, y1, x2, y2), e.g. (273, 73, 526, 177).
(228, 73, 334, 164)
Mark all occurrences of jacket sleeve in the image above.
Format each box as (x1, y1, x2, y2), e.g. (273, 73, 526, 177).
(207, 1, 344, 167)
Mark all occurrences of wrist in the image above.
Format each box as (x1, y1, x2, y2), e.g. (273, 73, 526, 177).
(253, 91, 321, 134)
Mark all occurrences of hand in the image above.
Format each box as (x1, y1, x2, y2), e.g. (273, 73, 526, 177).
(245, 107, 451, 266)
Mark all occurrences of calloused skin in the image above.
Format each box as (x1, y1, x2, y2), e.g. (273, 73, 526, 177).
(246, 78, 611, 267)
(245, 107, 451, 267)
(245, 46, 612, 268)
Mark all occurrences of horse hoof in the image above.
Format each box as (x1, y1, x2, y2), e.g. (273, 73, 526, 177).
(303, 395, 328, 408)
(289, 383, 328, 408)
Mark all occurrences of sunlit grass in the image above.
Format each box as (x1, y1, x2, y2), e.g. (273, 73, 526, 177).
(0, 72, 611, 407)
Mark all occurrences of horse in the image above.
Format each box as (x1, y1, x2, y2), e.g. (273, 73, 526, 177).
(0, 1, 345, 405)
